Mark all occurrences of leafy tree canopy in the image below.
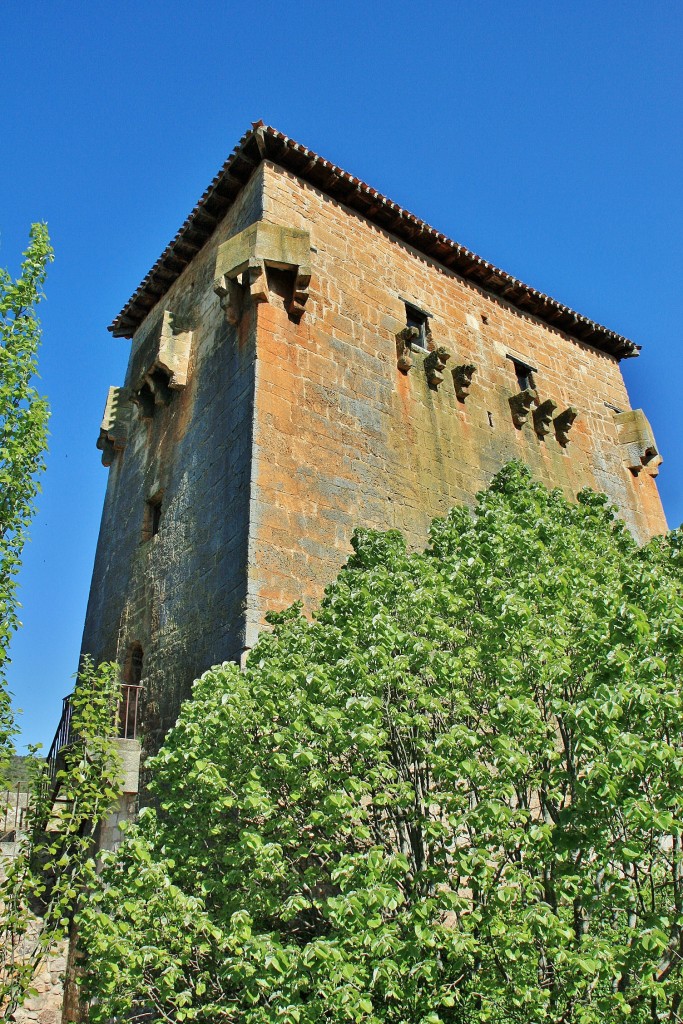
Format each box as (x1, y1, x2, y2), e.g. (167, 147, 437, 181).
(79, 464, 683, 1023)
(0, 223, 52, 781)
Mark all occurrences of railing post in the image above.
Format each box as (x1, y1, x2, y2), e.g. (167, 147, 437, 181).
(117, 684, 141, 740)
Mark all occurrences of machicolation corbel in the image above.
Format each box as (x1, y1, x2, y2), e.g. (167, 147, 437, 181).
(613, 409, 663, 476)
(96, 386, 132, 467)
(509, 388, 537, 428)
(131, 371, 173, 420)
(424, 346, 451, 389)
(395, 326, 420, 372)
(452, 363, 476, 401)
(533, 398, 558, 438)
(554, 406, 578, 447)
(156, 310, 192, 389)
(130, 309, 192, 421)
(214, 220, 312, 323)
(289, 264, 312, 322)
(246, 257, 269, 305)
(214, 275, 243, 325)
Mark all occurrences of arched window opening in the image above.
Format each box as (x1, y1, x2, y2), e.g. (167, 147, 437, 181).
(123, 642, 144, 685)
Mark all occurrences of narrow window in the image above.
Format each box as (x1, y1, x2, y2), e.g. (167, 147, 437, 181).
(123, 642, 144, 686)
(507, 354, 537, 393)
(143, 492, 163, 541)
(150, 498, 162, 537)
(404, 302, 431, 351)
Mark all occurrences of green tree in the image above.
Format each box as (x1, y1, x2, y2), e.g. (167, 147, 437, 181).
(78, 465, 683, 1023)
(0, 660, 122, 1019)
(0, 223, 53, 783)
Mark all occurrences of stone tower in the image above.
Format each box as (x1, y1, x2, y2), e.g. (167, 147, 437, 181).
(82, 122, 667, 759)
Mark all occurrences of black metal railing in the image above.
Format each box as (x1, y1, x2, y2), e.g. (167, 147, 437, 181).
(45, 694, 75, 794)
(118, 683, 141, 740)
(44, 684, 142, 796)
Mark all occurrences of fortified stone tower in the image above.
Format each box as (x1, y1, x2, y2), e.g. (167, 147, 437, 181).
(83, 122, 667, 760)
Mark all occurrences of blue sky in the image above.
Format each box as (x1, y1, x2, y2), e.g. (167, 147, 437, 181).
(3, 1, 682, 749)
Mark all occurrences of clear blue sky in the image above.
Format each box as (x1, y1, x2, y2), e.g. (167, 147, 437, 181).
(2, 1, 682, 749)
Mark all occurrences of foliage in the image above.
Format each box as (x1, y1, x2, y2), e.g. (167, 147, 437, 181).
(78, 465, 683, 1023)
(0, 224, 53, 783)
(0, 660, 123, 1019)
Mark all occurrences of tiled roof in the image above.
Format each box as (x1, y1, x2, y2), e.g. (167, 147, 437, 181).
(109, 122, 638, 359)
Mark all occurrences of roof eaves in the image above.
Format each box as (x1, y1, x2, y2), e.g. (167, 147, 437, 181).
(108, 122, 639, 360)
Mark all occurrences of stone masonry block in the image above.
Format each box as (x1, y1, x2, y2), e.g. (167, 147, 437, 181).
(112, 737, 141, 794)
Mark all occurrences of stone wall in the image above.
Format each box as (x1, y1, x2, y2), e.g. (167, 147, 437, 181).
(81, 156, 667, 768)
(242, 161, 666, 630)
(1, 788, 67, 1024)
(6, 938, 67, 1024)
(81, 167, 266, 758)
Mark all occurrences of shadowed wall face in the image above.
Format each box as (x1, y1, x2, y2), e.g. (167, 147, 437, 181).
(82, 157, 667, 760)
(81, 169, 265, 755)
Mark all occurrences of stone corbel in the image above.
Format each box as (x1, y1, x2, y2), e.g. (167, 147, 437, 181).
(533, 398, 558, 438)
(290, 264, 312, 321)
(246, 257, 269, 305)
(396, 326, 419, 372)
(554, 406, 578, 447)
(424, 346, 451, 389)
(145, 370, 172, 406)
(156, 309, 192, 389)
(214, 275, 243, 325)
(452, 363, 476, 402)
(509, 388, 537, 428)
(131, 371, 171, 419)
(614, 409, 663, 476)
(214, 220, 312, 323)
(129, 309, 192, 419)
(96, 386, 132, 467)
